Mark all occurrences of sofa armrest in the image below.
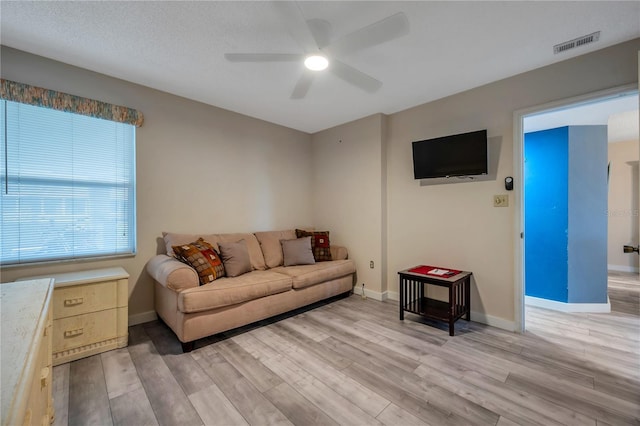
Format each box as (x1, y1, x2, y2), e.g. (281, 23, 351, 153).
(331, 245, 348, 260)
(146, 254, 199, 292)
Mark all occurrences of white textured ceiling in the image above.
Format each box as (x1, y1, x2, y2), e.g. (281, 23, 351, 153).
(1, 1, 639, 133)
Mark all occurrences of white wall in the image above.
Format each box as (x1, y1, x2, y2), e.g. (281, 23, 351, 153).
(2, 38, 639, 329)
(0, 46, 313, 320)
(310, 39, 640, 329)
(608, 139, 640, 272)
(387, 39, 640, 327)
(387, 104, 513, 324)
(311, 114, 387, 297)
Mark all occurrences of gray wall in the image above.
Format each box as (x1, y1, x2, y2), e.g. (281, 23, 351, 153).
(568, 125, 608, 303)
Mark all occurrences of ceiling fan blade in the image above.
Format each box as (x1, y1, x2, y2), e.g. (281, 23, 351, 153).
(306, 18, 332, 49)
(291, 72, 315, 99)
(329, 60, 382, 93)
(324, 12, 409, 57)
(272, 1, 320, 53)
(224, 53, 304, 62)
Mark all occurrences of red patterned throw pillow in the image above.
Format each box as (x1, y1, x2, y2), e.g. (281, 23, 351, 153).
(295, 229, 332, 261)
(172, 238, 225, 285)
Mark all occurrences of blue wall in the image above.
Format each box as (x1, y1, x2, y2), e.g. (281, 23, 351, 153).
(524, 125, 608, 304)
(524, 127, 569, 303)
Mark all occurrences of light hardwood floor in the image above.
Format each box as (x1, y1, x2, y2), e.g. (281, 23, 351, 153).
(53, 273, 639, 426)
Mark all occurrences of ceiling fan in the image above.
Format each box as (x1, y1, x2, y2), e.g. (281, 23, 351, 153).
(224, 2, 410, 99)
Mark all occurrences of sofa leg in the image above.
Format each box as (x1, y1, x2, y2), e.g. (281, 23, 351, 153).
(181, 341, 194, 353)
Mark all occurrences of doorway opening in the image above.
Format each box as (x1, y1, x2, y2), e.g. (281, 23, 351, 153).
(513, 86, 639, 332)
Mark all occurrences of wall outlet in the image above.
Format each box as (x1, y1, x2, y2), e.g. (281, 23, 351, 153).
(493, 194, 509, 207)
(369, 260, 374, 269)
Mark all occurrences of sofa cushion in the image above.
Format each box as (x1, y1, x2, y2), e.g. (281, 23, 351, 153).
(162, 232, 266, 271)
(295, 229, 332, 261)
(163, 232, 217, 258)
(214, 233, 267, 271)
(172, 238, 225, 285)
(254, 229, 296, 268)
(281, 237, 315, 266)
(330, 245, 349, 261)
(178, 270, 293, 313)
(273, 259, 355, 289)
(218, 240, 252, 277)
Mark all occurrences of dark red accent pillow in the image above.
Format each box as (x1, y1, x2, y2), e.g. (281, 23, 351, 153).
(295, 229, 332, 261)
(172, 238, 225, 285)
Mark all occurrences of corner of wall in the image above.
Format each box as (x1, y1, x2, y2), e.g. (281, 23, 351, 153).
(381, 114, 389, 295)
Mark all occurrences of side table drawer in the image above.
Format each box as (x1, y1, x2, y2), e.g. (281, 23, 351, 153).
(53, 281, 117, 319)
(53, 309, 117, 353)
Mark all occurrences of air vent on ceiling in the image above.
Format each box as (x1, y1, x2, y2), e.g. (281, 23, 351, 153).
(554, 31, 600, 54)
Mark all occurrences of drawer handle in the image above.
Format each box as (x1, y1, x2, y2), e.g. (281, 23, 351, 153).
(64, 328, 84, 338)
(22, 409, 32, 426)
(64, 297, 84, 306)
(40, 367, 49, 389)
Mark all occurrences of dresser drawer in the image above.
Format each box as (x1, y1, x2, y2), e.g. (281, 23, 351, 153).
(24, 327, 52, 426)
(1, 279, 54, 426)
(15, 268, 129, 367)
(53, 281, 117, 320)
(53, 309, 117, 352)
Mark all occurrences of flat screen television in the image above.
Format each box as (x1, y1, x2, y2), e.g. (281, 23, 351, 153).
(412, 129, 488, 179)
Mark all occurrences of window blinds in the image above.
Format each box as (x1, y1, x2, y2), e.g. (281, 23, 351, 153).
(1, 100, 136, 265)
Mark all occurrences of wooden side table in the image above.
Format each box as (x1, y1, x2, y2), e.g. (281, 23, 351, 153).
(398, 267, 472, 336)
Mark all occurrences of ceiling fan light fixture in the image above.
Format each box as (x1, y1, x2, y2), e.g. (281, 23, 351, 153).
(304, 55, 329, 71)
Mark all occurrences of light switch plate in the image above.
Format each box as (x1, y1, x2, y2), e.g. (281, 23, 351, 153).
(494, 194, 509, 207)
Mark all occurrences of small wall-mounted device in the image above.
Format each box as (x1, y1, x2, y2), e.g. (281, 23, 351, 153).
(505, 176, 513, 191)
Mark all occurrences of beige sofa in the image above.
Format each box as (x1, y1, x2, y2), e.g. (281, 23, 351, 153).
(146, 230, 356, 351)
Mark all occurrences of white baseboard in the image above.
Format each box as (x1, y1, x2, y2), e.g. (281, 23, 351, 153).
(470, 311, 517, 332)
(352, 285, 387, 301)
(525, 295, 611, 313)
(607, 264, 639, 273)
(129, 310, 157, 326)
(362, 288, 515, 332)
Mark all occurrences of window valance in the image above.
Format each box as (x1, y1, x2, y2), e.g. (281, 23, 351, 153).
(0, 79, 143, 127)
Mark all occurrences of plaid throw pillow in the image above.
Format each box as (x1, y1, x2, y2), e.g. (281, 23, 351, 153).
(172, 238, 225, 285)
(295, 229, 332, 261)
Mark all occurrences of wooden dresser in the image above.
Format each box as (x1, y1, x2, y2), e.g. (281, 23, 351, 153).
(19, 267, 129, 366)
(1, 279, 55, 426)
